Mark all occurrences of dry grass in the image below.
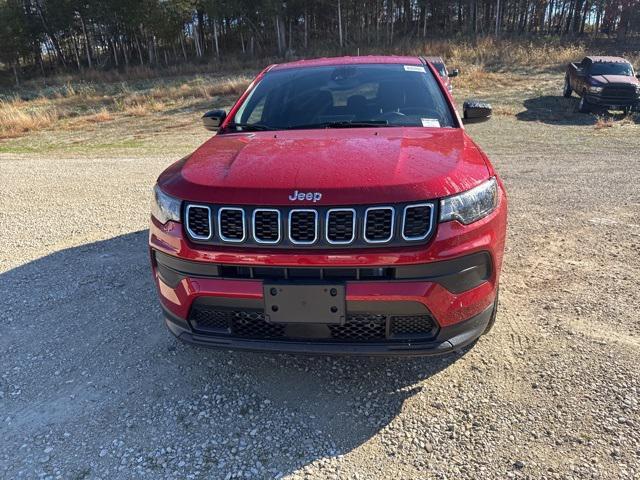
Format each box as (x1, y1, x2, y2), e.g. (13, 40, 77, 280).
(594, 116, 615, 129)
(447, 37, 586, 70)
(0, 75, 250, 136)
(120, 97, 167, 116)
(0, 100, 59, 137)
(202, 77, 251, 97)
(1, 38, 637, 139)
(145, 76, 251, 102)
(81, 108, 114, 124)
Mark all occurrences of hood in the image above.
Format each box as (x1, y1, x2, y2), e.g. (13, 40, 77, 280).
(590, 74, 640, 86)
(158, 128, 491, 205)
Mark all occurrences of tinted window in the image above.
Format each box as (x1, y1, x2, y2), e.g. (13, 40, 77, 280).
(231, 64, 456, 131)
(590, 62, 633, 76)
(433, 62, 447, 77)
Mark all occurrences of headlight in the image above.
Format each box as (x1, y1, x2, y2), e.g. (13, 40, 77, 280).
(151, 184, 181, 224)
(439, 178, 498, 225)
(588, 85, 603, 93)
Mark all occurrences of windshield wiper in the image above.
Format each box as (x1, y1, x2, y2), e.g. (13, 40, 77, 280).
(286, 120, 389, 130)
(225, 122, 276, 132)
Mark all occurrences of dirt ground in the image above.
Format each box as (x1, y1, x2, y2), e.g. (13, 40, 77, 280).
(1, 70, 639, 479)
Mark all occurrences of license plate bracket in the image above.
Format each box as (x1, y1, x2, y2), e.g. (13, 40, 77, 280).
(263, 283, 346, 324)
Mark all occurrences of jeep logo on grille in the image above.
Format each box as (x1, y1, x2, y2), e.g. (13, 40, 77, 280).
(288, 190, 322, 202)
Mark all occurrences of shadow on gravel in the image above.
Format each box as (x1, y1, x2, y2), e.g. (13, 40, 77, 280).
(516, 95, 639, 126)
(0, 231, 466, 478)
(516, 95, 595, 125)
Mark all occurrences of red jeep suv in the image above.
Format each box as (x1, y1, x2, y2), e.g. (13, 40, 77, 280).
(149, 56, 507, 355)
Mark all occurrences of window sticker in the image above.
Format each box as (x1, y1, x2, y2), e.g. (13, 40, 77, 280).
(404, 65, 426, 73)
(421, 118, 441, 128)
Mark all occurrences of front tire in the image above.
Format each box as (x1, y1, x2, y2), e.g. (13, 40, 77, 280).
(563, 77, 573, 98)
(578, 95, 591, 113)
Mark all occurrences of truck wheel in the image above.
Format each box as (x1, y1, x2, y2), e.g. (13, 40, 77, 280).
(483, 290, 499, 335)
(563, 77, 572, 98)
(578, 95, 591, 113)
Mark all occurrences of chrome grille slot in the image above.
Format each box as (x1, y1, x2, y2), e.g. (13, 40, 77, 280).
(218, 208, 245, 242)
(253, 209, 281, 244)
(402, 204, 434, 240)
(186, 205, 212, 240)
(326, 209, 356, 244)
(289, 209, 318, 244)
(364, 207, 394, 243)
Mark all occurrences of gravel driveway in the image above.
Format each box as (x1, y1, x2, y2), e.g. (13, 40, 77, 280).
(1, 115, 639, 479)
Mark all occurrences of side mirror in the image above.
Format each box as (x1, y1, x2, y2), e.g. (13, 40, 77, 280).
(462, 100, 492, 124)
(202, 109, 227, 131)
(449, 68, 460, 78)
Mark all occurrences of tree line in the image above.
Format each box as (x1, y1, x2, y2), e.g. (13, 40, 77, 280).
(1, 0, 639, 84)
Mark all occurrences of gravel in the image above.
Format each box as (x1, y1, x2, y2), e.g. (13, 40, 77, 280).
(1, 115, 639, 479)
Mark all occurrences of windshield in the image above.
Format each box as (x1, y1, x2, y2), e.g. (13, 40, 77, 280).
(590, 62, 633, 76)
(228, 64, 456, 131)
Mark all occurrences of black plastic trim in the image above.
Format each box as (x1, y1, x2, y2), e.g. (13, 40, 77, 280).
(163, 302, 493, 356)
(153, 250, 492, 294)
(585, 94, 639, 107)
(394, 251, 492, 293)
(155, 251, 220, 278)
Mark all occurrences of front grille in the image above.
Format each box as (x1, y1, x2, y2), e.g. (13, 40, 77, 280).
(186, 205, 212, 239)
(184, 202, 436, 248)
(402, 204, 433, 240)
(364, 207, 394, 243)
(189, 305, 438, 342)
(219, 208, 245, 241)
(253, 209, 280, 243)
(327, 209, 355, 244)
(289, 210, 317, 244)
(601, 85, 637, 100)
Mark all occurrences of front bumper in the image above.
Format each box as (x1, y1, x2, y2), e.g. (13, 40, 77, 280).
(163, 301, 494, 356)
(585, 93, 639, 108)
(149, 186, 507, 355)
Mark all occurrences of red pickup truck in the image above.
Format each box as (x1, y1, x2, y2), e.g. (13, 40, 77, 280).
(149, 56, 507, 356)
(423, 56, 459, 93)
(564, 56, 640, 113)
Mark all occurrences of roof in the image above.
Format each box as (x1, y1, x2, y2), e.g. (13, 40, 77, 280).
(270, 55, 423, 71)
(585, 56, 630, 64)
(423, 56, 445, 65)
